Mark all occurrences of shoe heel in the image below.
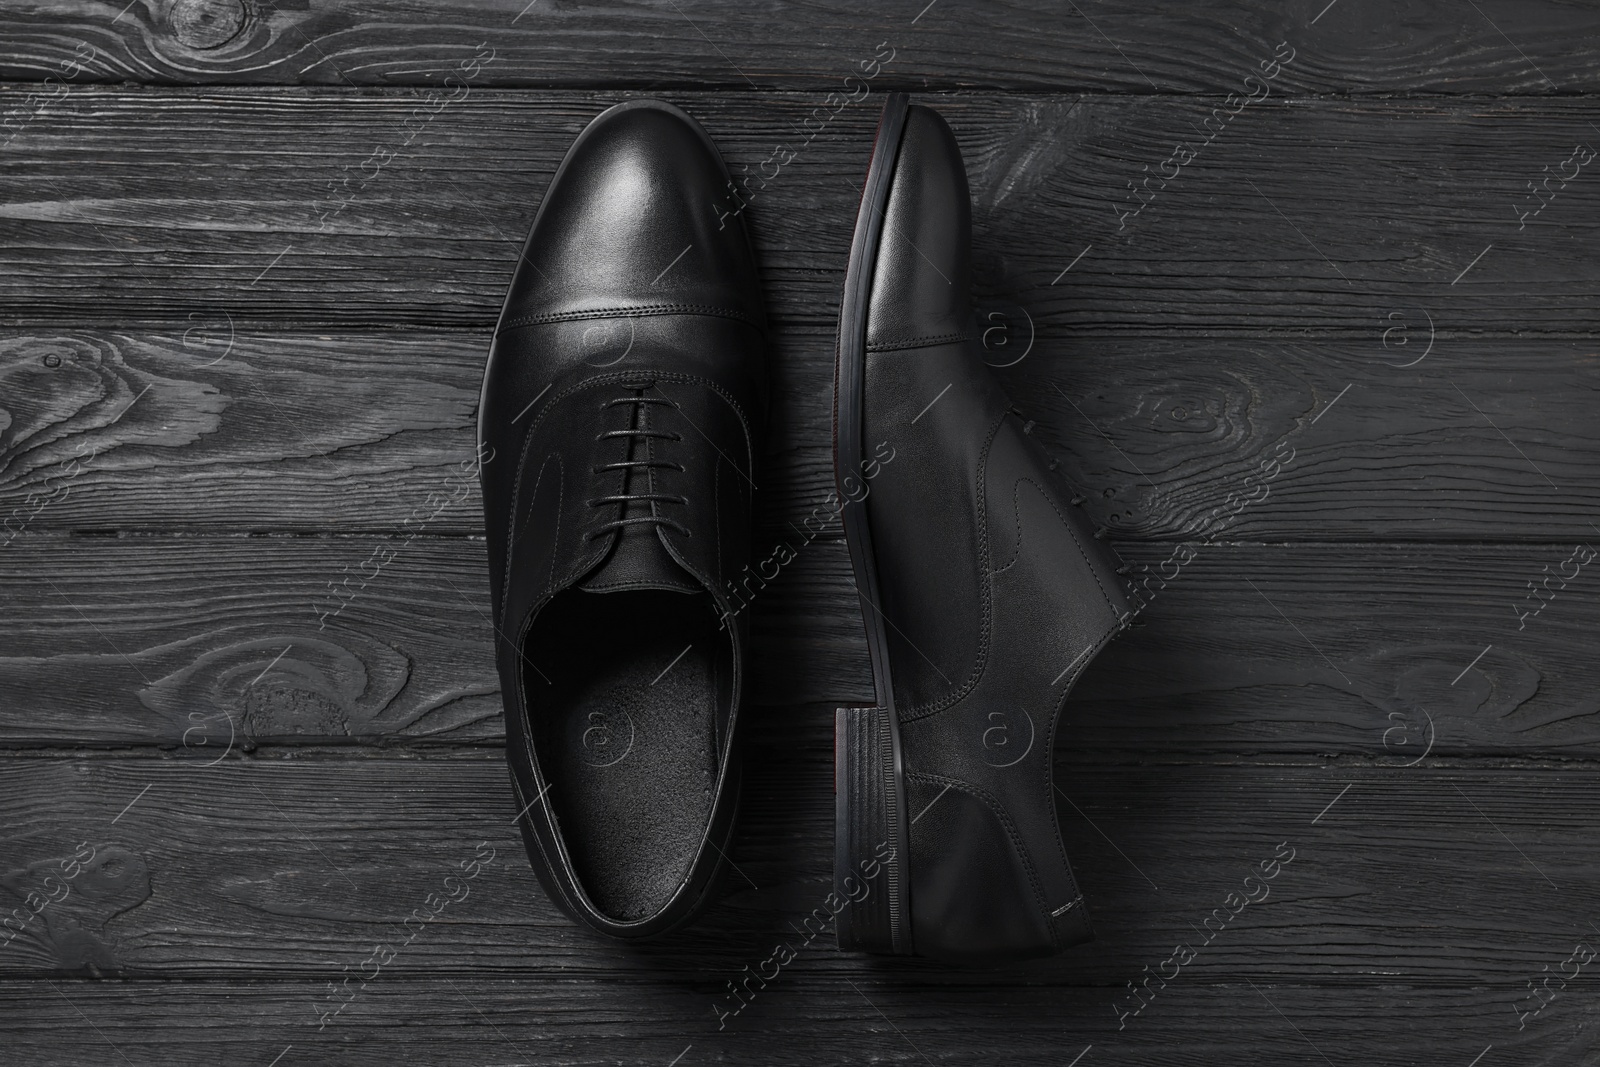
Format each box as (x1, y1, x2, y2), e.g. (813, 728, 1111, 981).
(835, 704, 912, 954)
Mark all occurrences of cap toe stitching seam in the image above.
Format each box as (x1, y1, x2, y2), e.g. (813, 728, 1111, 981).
(499, 304, 762, 332)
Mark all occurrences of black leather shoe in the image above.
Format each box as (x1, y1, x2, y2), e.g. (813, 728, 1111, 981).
(832, 94, 1129, 965)
(477, 99, 766, 939)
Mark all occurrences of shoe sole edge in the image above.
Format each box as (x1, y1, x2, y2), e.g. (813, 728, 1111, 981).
(833, 91, 914, 957)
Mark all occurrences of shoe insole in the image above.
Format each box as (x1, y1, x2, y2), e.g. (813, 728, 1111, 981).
(524, 588, 726, 922)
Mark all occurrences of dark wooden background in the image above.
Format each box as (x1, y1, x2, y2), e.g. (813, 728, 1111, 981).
(2, 0, 1598, 1063)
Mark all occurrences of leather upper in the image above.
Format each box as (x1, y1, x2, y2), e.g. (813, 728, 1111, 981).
(860, 105, 1129, 964)
(478, 99, 765, 938)
(494, 101, 765, 334)
(864, 105, 973, 353)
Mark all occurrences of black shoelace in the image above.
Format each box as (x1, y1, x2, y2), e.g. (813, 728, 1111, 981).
(585, 386, 691, 541)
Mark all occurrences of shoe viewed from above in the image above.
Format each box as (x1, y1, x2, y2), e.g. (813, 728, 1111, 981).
(833, 94, 1130, 965)
(477, 99, 768, 940)
(478, 93, 1125, 965)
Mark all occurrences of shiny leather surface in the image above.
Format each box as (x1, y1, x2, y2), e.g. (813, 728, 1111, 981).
(860, 105, 1128, 964)
(478, 99, 765, 938)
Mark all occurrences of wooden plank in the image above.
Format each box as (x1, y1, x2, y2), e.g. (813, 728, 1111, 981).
(0, 978, 1572, 1065)
(0, 754, 1591, 984)
(2, 330, 1593, 540)
(3, 92, 1600, 336)
(2, 0, 1598, 94)
(0, 531, 853, 743)
(1, 10, 1588, 1063)
(0, 330, 485, 535)
(0, 537, 1596, 755)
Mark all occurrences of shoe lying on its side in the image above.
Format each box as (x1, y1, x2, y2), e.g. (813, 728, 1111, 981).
(833, 93, 1130, 965)
(478, 99, 766, 939)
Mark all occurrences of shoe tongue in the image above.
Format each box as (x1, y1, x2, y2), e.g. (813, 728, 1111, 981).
(577, 523, 701, 595)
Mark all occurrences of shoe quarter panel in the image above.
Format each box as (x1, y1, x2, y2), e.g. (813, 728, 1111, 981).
(861, 340, 1006, 714)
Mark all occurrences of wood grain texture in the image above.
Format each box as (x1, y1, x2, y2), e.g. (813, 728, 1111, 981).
(2, 0, 1599, 93)
(0, 979, 1579, 1065)
(2, 14, 1596, 1056)
(4, 92, 1600, 337)
(1, 537, 1597, 757)
(0, 754, 1591, 985)
(2, 330, 1593, 540)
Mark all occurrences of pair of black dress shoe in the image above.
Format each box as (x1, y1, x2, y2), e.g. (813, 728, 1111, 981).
(477, 94, 1128, 966)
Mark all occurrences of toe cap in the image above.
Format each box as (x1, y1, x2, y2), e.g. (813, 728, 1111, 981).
(498, 99, 765, 332)
(865, 104, 973, 351)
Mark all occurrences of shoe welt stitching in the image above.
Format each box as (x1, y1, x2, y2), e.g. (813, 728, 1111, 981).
(866, 331, 971, 352)
(498, 303, 762, 333)
(897, 411, 1006, 721)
